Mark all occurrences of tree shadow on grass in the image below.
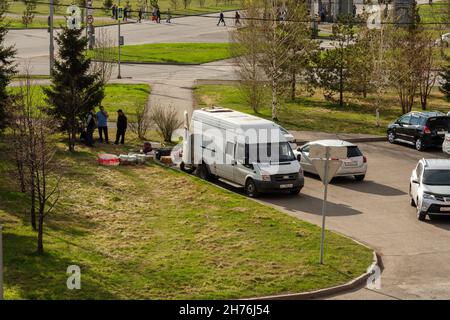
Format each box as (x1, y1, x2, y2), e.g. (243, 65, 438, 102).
(2, 232, 119, 299)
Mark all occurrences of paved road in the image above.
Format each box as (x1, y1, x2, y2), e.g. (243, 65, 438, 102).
(239, 141, 450, 300)
(6, 12, 235, 59)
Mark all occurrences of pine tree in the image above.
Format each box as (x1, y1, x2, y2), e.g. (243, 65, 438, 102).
(440, 59, 450, 102)
(44, 27, 104, 152)
(0, 0, 17, 132)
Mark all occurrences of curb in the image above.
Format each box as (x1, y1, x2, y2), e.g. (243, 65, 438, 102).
(244, 251, 380, 300)
(153, 158, 381, 301)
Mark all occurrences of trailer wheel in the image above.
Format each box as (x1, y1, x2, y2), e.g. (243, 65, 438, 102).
(196, 163, 210, 180)
(180, 161, 195, 174)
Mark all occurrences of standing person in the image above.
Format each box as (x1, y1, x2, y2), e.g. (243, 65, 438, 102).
(234, 11, 240, 26)
(166, 8, 172, 23)
(152, 7, 157, 22)
(85, 108, 97, 147)
(217, 11, 226, 26)
(320, 8, 326, 22)
(115, 109, 128, 145)
(111, 4, 116, 19)
(352, 4, 356, 18)
(124, 6, 129, 21)
(156, 8, 161, 23)
(138, 8, 143, 22)
(96, 106, 109, 143)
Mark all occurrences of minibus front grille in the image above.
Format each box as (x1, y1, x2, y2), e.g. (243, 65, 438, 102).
(272, 173, 298, 182)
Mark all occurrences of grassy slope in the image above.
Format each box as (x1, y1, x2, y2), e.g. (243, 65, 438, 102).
(194, 85, 450, 136)
(8, 84, 150, 123)
(0, 137, 373, 299)
(106, 43, 232, 64)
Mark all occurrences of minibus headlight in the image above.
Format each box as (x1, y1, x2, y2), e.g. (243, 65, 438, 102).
(261, 175, 271, 182)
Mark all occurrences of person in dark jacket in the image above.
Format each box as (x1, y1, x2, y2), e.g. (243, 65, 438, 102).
(115, 109, 128, 145)
(156, 8, 161, 23)
(85, 108, 97, 147)
(138, 8, 143, 23)
(217, 11, 226, 26)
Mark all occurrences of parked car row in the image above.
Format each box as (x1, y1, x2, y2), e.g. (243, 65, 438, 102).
(180, 108, 367, 198)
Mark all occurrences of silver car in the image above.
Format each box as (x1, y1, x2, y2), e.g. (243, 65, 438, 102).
(294, 139, 368, 181)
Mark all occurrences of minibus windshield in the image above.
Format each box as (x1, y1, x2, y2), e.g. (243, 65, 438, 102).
(248, 142, 295, 163)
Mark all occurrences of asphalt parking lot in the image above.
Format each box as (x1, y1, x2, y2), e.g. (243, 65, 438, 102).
(219, 141, 450, 299)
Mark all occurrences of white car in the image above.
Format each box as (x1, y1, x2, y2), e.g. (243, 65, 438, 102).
(410, 159, 450, 221)
(442, 133, 450, 155)
(294, 139, 368, 181)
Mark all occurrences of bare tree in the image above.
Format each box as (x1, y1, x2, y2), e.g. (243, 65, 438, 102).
(32, 114, 60, 254)
(418, 33, 438, 110)
(149, 104, 182, 143)
(258, 0, 310, 121)
(183, 0, 191, 9)
(231, 3, 267, 113)
(8, 71, 40, 230)
(9, 69, 60, 242)
(386, 26, 423, 114)
(170, 0, 179, 10)
(129, 101, 152, 140)
(90, 28, 116, 86)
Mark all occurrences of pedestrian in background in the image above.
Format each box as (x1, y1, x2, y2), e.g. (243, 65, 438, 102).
(217, 11, 226, 26)
(156, 8, 161, 23)
(124, 6, 128, 21)
(96, 106, 109, 143)
(166, 8, 172, 23)
(115, 109, 128, 145)
(85, 108, 97, 147)
(111, 4, 117, 19)
(235, 11, 240, 26)
(138, 8, 143, 23)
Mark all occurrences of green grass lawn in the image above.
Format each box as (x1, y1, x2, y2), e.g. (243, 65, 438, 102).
(8, 83, 150, 123)
(102, 84, 150, 122)
(194, 84, 450, 136)
(0, 134, 373, 299)
(102, 43, 232, 64)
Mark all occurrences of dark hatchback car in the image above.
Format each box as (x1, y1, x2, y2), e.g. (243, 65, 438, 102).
(387, 111, 450, 151)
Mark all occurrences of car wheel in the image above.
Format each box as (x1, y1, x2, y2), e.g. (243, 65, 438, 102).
(290, 187, 301, 195)
(417, 208, 427, 221)
(410, 197, 416, 207)
(354, 175, 365, 181)
(388, 131, 396, 144)
(415, 138, 426, 151)
(245, 179, 259, 198)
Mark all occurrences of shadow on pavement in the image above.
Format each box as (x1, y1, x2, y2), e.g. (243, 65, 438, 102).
(214, 178, 362, 216)
(428, 216, 450, 230)
(332, 178, 406, 196)
(263, 193, 363, 217)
